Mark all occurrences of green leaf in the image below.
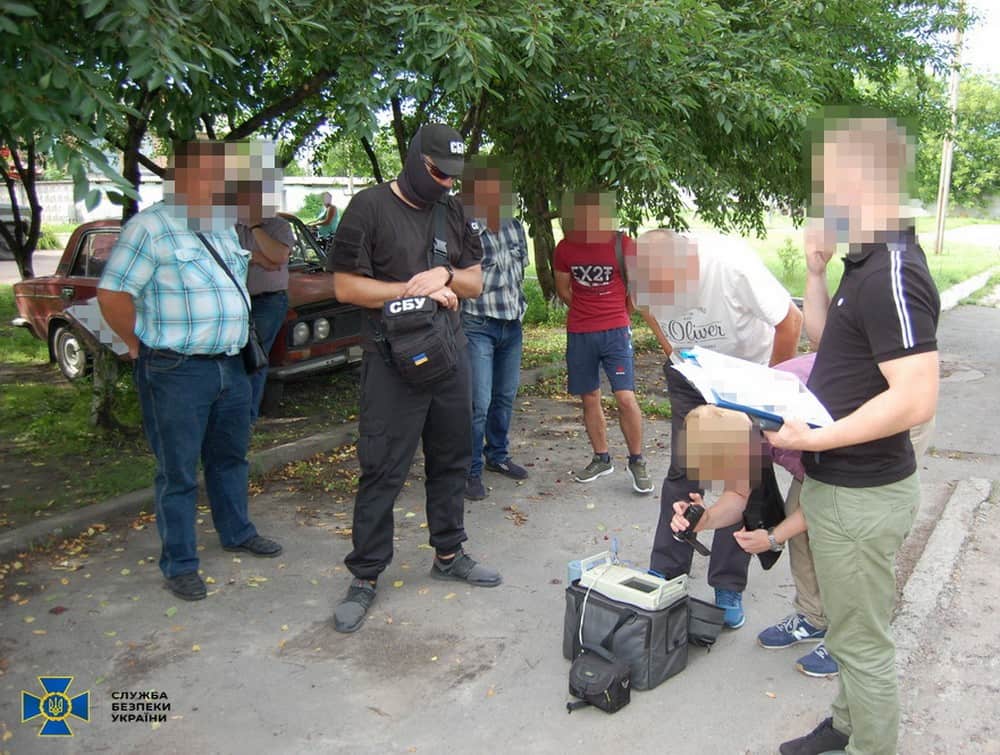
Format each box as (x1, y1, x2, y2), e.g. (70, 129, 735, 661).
(2, 2, 38, 17)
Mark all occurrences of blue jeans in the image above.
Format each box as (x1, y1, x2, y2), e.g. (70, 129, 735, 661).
(249, 290, 288, 422)
(136, 347, 257, 578)
(462, 314, 523, 478)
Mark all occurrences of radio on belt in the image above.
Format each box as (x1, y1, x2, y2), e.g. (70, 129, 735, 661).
(577, 551, 687, 611)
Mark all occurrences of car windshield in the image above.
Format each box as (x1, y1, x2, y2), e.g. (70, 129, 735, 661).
(282, 214, 327, 269)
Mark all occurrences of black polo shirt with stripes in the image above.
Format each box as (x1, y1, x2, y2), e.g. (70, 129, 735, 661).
(803, 228, 940, 487)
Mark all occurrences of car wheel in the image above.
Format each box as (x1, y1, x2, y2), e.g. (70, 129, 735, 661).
(53, 325, 90, 380)
(259, 381, 284, 417)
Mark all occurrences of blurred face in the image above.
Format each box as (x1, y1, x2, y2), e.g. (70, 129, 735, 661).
(811, 117, 911, 243)
(630, 230, 700, 313)
(680, 406, 761, 487)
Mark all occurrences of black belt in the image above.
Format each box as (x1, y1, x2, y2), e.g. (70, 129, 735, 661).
(251, 290, 286, 298)
(141, 346, 229, 360)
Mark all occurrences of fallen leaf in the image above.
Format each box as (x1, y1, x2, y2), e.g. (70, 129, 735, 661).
(444, 593, 456, 600)
(205, 577, 216, 585)
(586, 503, 596, 510)
(120, 568, 131, 576)
(104, 630, 117, 637)
(430, 656, 438, 662)
(281, 624, 289, 632)
(49, 605, 67, 615)
(393, 580, 404, 588)
(165, 606, 178, 618)
(486, 687, 496, 697)
(24, 616, 35, 623)
(404, 512, 416, 519)
(192, 644, 201, 652)
(765, 691, 777, 699)
(417, 544, 433, 550)
(32, 629, 47, 635)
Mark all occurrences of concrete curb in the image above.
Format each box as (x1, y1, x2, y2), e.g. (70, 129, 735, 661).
(0, 423, 360, 560)
(939, 266, 1000, 312)
(894, 477, 993, 670)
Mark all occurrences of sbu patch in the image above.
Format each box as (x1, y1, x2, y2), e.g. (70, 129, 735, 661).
(378, 296, 458, 388)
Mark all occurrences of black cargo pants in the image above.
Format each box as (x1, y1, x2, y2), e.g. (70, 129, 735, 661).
(345, 350, 471, 580)
(649, 363, 752, 592)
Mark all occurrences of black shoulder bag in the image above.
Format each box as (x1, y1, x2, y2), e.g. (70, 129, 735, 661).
(566, 609, 635, 714)
(376, 200, 459, 387)
(196, 233, 269, 375)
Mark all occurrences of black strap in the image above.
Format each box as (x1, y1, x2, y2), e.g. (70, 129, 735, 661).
(599, 609, 636, 651)
(614, 231, 628, 291)
(566, 700, 590, 713)
(195, 232, 252, 318)
(428, 200, 449, 270)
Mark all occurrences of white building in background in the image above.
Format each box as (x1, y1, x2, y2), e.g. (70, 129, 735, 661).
(34, 176, 374, 224)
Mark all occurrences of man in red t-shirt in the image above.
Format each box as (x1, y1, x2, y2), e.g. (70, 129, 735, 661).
(554, 191, 653, 494)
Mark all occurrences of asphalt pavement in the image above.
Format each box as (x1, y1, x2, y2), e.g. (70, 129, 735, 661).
(1, 289, 999, 754)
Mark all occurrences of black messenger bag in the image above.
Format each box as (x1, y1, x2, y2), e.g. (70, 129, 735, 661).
(380, 295, 457, 387)
(567, 610, 635, 714)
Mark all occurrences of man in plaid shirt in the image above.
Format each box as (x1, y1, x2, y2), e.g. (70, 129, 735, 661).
(98, 140, 282, 602)
(460, 159, 530, 500)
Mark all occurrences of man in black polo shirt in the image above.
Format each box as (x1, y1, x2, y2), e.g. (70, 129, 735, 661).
(766, 112, 939, 755)
(327, 124, 502, 634)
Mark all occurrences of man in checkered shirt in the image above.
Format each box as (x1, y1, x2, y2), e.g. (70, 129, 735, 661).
(459, 158, 531, 501)
(98, 140, 282, 603)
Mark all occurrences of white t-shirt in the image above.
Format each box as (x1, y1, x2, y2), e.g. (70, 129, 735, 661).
(650, 235, 792, 365)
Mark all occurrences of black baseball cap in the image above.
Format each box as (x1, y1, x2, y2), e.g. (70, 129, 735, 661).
(419, 123, 466, 177)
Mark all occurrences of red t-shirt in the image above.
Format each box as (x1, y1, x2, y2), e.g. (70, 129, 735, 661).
(554, 231, 632, 333)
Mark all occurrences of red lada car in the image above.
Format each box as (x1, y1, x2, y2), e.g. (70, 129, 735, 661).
(12, 213, 361, 413)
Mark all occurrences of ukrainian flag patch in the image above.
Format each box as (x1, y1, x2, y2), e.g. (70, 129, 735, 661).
(412, 353, 429, 366)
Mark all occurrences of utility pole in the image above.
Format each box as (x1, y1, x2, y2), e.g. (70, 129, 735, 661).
(933, 5, 965, 255)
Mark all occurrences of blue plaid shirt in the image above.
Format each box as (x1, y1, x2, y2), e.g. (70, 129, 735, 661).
(99, 203, 250, 355)
(461, 218, 529, 321)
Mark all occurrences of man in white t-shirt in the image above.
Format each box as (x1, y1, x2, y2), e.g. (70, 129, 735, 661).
(628, 229, 802, 628)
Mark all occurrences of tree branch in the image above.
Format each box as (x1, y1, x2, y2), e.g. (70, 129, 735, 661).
(226, 70, 337, 140)
(360, 135, 385, 184)
(201, 114, 217, 140)
(391, 95, 407, 165)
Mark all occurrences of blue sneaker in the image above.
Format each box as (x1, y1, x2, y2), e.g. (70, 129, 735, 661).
(757, 613, 827, 649)
(714, 588, 746, 629)
(796, 642, 839, 677)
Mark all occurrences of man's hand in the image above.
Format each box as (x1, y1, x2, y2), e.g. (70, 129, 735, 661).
(251, 250, 280, 271)
(403, 268, 450, 297)
(804, 222, 836, 276)
(733, 527, 771, 555)
(428, 287, 459, 311)
(670, 492, 704, 534)
(763, 418, 817, 451)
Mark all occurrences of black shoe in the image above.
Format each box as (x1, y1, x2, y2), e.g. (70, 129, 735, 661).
(333, 578, 377, 634)
(464, 476, 487, 500)
(484, 458, 529, 480)
(779, 717, 850, 755)
(431, 548, 502, 587)
(223, 535, 283, 558)
(165, 572, 207, 601)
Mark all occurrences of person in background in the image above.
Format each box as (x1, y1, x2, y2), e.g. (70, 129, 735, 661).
(460, 157, 530, 500)
(554, 189, 654, 496)
(308, 191, 339, 241)
(235, 185, 294, 423)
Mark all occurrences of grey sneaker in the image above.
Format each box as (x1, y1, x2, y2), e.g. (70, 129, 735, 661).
(574, 454, 614, 483)
(627, 457, 654, 494)
(430, 548, 502, 587)
(333, 578, 377, 634)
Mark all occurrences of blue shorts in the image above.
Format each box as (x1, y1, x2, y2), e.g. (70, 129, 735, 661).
(566, 327, 635, 395)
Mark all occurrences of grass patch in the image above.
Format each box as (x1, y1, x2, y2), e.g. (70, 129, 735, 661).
(0, 285, 49, 364)
(748, 235, 1000, 298)
(959, 273, 1000, 306)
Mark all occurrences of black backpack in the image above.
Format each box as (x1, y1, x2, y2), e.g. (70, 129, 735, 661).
(566, 610, 635, 714)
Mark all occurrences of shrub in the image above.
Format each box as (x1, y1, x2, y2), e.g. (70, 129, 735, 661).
(777, 238, 800, 282)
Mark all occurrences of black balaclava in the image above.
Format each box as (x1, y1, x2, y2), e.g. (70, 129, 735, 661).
(396, 128, 449, 208)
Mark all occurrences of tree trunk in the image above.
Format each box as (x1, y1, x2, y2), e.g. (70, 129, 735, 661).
(1, 134, 42, 280)
(523, 185, 556, 301)
(121, 116, 147, 223)
(90, 347, 120, 430)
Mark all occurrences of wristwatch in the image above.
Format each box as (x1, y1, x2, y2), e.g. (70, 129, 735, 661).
(443, 264, 454, 286)
(767, 528, 784, 552)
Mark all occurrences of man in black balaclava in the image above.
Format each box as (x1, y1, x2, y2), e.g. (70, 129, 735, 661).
(325, 124, 502, 634)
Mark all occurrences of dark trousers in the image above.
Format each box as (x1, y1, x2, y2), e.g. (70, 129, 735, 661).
(650, 363, 751, 591)
(249, 290, 288, 423)
(135, 347, 257, 579)
(345, 351, 471, 579)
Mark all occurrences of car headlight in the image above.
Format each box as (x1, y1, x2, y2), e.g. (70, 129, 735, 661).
(313, 317, 330, 341)
(291, 321, 311, 346)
